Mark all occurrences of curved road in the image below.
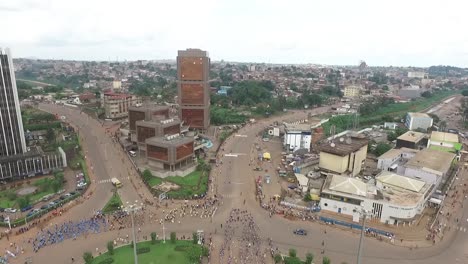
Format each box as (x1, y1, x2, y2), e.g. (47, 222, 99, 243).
(5, 103, 468, 264)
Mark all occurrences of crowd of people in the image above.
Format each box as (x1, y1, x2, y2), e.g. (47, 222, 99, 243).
(31, 215, 107, 252)
(218, 209, 267, 264)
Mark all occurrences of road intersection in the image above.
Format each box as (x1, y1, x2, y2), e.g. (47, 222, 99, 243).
(4, 103, 468, 264)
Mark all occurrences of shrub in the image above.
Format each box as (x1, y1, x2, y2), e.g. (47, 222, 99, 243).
(170, 232, 176, 243)
(323, 256, 331, 264)
(151, 232, 157, 244)
(107, 241, 114, 255)
(274, 253, 282, 263)
(289, 248, 297, 258)
(174, 245, 190, 252)
(136, 247, 150, 254)
(98, 258, 114, 264)
(192, 232, 198, 244)
(305, 253, 314, 264)
(83, 252, 93, 264)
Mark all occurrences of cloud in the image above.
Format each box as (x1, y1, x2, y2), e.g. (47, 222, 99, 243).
(2, 0, 468, 66)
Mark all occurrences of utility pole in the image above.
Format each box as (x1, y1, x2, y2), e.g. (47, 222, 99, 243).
(123, 201, 143, 264)
(162, 223, 166, 244)
(356, 209, 370, 264)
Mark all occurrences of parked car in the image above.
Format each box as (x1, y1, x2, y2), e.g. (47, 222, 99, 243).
(77, 182, 87, 188)
(0, 207, 5, 212)
(69, 192, 77, 196)
(60, 195, 67, 200)
(48, 202, 56, 207)
(5, 208, 17, 213)
(40, 205, 49, 210)
(293, 229, 307, 236)
(53, 199, 61, 204)
(20, 205, 33, 212)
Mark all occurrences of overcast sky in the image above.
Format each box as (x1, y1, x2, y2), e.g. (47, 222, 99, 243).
(2, 0, 468, 67)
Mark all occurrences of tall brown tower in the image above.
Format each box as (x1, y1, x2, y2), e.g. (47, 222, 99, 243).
(177, 49, 210, 130)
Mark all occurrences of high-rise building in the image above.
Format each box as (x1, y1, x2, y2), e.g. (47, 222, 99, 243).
(0, 48, 27, 156)
(177, 49, 210, 130)
(0, 48, 67, 180)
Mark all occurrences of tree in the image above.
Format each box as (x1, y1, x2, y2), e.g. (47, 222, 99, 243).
(170, 232, 176, 243)
(274, 253, 282, 263)
(421, 91, 432, 98)
(51, 180, 61, 193)
(17, 196, 31, 208)
(151, 232, 157, 244)
(462, 89, 468, 96)
(323, 256, 331, 264)
(192, 232, 198, 244)
(428, 113, 440, 124)
(305, 253, 314, 264)
(374, 143, 392, 156)
(107, 241, 114, 255)
(46, 128, 55, 143)
(439, 120, 447, 132)
(289, 248, 297, 258)
(83, 252, 93, 264)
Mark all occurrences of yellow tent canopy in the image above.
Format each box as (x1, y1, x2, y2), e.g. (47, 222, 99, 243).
(310, 194, 320, 201)
(263, 152, 271, 160)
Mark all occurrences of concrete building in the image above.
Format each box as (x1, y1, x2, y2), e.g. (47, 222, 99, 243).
(177, 49, 210, 130)
(407, 72, 427, 79)
(318, 135, 368, 177)
(0, 48, 27, 156)
(377, 147, 418, 171)
(283, 123, 312, 152)
(145, 134, 195, 174)
(136, 118, 181, 150)
(0, 48, 66, 179)
(402, 148, 455, 186)
(103, 91, 141, 119)
(343, 85, 361, 98)
(405, 112, 433, 131)
(396, 131, 427, 149)
(427, 131, 461, 153)
(128, 105, 170, 135)
(398, 85, 422, 99)
(320, 173, 431, 224)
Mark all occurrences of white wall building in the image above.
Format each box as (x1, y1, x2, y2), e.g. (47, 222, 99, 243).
(402, 148, 455, 186)
(405, 112, 433, 131)
(377, 147, 418, 171)
(283, 123, 312, 152)
(320, 173, 431, 225)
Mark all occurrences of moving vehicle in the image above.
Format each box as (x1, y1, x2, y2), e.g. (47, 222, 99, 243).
(111, 178, 122, 188)
(293, 229, 307, 236)
(129, 150, 137, 157)
(253, 167, 262, 171)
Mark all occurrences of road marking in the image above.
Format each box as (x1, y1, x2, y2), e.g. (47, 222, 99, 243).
(96, 177, 130, 184)
(231, 182, 245, 185)
(235, 134, 248, 138)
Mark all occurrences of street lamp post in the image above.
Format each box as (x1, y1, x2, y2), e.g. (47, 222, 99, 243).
(123, 201, 143, 264)
(356, 208, 372, 264)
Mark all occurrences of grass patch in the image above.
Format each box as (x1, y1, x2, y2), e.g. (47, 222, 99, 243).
(102, 192, 123, 214)
(92, 240, 204, 264)
(147, 177, 163, 188)
(323, 90, 458, 135)
(165, 170, 208, 199)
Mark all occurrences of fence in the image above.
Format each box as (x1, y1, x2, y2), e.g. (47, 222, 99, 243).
(319, 216, 394, 237)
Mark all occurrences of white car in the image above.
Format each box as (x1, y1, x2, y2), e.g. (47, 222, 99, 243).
(5, 208, 17, 213)
(77, 182, 87, 187)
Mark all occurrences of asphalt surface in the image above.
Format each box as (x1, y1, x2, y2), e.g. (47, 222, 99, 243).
(4, 103, 468, 264)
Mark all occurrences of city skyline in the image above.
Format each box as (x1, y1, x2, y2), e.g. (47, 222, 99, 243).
(2, 0, 468, 67)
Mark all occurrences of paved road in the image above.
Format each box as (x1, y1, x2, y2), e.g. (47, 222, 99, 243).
(5, 103, 468, 264)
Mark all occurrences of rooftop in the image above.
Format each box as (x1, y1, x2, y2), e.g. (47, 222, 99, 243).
(129, 105, 169, 113)
(397, 131, 426, 143)
(378, 147, 418, 160)
(319, 136, 368, 156)
(405, 148, 455, 175)
(327, 175, 367, 197)
(430, 131, 459, 143)
(146, 134, 194, 147)
(376, 171, 425, 193)
(322, 174, 427, 207)
(408, 112, 431, 118)
(284, 123, 311, 132)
